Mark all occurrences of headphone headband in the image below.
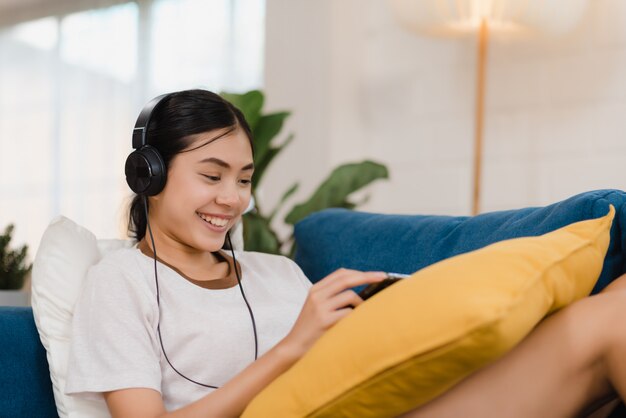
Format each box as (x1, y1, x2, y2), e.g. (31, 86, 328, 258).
(132, 93, 171, 149)
(126, 93, 171, 195)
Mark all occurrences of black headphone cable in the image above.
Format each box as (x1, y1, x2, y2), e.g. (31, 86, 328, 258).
(142, 195, 259, 389)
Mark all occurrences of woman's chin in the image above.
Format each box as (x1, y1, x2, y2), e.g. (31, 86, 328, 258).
(191, 234, 227, 253)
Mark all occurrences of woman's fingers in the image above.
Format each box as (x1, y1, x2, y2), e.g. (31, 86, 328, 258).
(314, 269, 387, 299)
(312, 268, 359, 289)
(284, 270, 386, 355)
(326, 289, 364, 311)
(327, 307, 353, 324)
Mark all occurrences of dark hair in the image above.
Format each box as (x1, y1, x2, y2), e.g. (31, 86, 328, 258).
(127, 89, 253, 245)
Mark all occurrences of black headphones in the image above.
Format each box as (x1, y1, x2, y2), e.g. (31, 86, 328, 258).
(124, 93, 170, 196)
(126, 92, 259, 389)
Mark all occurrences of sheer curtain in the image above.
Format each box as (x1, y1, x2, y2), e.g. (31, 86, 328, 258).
(0, 0, 264, 255)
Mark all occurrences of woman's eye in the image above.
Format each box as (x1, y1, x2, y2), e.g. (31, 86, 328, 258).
(240, 179, 252, 186)
(202, 175, 220, 181)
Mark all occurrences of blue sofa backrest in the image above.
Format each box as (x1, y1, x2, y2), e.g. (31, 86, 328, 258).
(0, 307, 58, 417)
(294, 189, 626, 294)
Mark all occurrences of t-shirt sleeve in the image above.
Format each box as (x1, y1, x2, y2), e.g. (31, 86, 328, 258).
(65, 259, 162, 398)
(287, 258, 313, 292)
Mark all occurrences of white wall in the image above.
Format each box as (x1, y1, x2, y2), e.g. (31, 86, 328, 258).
(264, 0, 626, 219)
(262, 0, 333, 239)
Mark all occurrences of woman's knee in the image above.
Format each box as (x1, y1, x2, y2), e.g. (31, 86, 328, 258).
(600, 273, 626, 295)
(581, 289, 626, 363)
(550, 291, 622, 363)
(589, 290, 626, 401)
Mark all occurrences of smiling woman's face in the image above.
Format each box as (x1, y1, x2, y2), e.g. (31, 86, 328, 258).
(149, 127, 254, 253)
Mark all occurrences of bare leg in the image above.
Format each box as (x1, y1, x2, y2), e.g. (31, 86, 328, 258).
(400, 275, 626, 418)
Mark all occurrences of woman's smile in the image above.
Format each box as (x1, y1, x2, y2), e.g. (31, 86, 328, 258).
(196, 211, 232, 232)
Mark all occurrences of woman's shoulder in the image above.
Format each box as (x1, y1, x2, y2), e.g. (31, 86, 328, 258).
(235, 250, 311, 289)
(94, 245, 143, 270)
(235, 249, 295, 268)
(74, 246, 158, 329)
(86, 246, 153, 291)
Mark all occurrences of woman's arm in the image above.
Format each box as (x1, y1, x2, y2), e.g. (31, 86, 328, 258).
(104, 339, 301, 418)
(104, 269, 387, 418)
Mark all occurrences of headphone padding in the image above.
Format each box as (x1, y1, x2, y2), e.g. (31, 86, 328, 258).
(124, 145, 167, 196)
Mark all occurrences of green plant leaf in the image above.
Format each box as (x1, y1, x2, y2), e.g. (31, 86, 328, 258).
(284, 161, 388, 225)
(286, 239, 297, 260)
(254, 112, 290, 163)
(252, 133, 294, 189)
(220, 90, 264, 130)
(222, 90, 389, 260)
(269, 182, 300, 222)
(252, 148, 278, 191)
(242, 213, 281, 254)
(0, 223, 31, 289)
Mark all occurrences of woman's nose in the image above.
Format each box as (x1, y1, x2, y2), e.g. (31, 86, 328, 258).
(216, 183, 240, 206)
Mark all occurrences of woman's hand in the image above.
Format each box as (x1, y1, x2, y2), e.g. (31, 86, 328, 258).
(280, 268, 387, 359)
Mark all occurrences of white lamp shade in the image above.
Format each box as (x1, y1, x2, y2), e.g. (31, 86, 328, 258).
(389, 0, 589, 35)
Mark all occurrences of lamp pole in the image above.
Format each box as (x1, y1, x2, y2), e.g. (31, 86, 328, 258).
(472, 18, 488, 216)
(389, 1, 589, 215)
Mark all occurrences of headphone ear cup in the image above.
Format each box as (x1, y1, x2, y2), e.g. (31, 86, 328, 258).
(125, 145, 167, 196)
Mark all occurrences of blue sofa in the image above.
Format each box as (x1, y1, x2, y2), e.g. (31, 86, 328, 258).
(0, 306, 58, 417)
(3, 189, 626, 417)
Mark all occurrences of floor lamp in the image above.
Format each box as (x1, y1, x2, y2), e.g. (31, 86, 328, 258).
(389, 0, 589, 215)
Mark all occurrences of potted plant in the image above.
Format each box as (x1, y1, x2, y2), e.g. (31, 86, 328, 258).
(221, 90, 389, 257)
(0, 224, 32, 306)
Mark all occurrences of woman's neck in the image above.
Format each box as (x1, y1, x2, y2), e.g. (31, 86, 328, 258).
(138, 232, 238, 289)
(140, 232, 220, 268)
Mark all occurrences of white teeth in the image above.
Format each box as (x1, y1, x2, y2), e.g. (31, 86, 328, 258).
(197, 213, 228, 227)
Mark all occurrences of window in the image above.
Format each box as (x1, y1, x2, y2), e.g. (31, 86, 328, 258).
(0, 0, 265, 254)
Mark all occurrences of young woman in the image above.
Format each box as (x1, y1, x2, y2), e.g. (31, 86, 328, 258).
(66, 89, 626, 418)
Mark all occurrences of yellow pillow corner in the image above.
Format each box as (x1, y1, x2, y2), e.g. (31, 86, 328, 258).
(243, 207, 614, 418)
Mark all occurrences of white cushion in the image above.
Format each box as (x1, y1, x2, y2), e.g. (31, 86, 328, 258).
(31, 216, 244, 417)
(32, 217, 131, 418)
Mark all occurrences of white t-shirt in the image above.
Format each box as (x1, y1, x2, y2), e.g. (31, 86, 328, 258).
(65, 246, 312, 411)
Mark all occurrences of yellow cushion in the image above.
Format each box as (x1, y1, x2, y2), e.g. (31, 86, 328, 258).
(242, 206, 614, 418)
